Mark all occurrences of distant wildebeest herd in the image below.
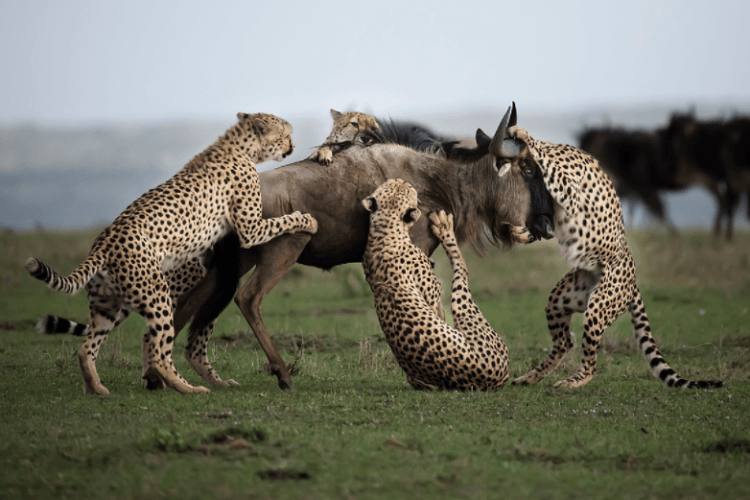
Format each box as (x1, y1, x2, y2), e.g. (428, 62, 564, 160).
(26, 103, 723, 396)
(579, 110, 750, 240)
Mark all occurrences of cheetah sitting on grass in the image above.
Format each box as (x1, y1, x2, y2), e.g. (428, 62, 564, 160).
(362, 179, 509, 390)
(495, 103, 722, 389)
(25, 112, 318, 395)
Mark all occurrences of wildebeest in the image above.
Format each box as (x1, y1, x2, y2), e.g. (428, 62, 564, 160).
(661, 111, 738, 238)
(578, 127, 679, 232)
(173, 109, 555, 390)
(722, 116, 750, 237)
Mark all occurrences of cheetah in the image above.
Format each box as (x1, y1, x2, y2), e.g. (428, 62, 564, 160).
(25, 112, 318, 395)
(495, 103, 722, 389)
(362, 179, 509, 390)
(309, 109, 380, 165)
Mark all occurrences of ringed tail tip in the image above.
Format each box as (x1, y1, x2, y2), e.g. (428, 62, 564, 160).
(25, 257, 40, 273)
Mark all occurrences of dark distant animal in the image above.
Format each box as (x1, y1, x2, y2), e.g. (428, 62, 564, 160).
(26, 112, 318, 395)
(578, 127, 677, 231)
(363, 178, 509, 390)
(661, 111, 737, 239)
(500, 103, 722, 389)
(578, 120, 731, 235)
(722, 116, 750, 236)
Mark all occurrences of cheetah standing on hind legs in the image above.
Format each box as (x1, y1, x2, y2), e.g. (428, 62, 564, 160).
(362, 179, 509, 390)
(25, 112, 318, 395)
(495, 103, 722, 389)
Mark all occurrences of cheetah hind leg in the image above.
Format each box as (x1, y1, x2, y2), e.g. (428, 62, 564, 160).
(513, 269, 593, 386)
(551, 270, 626, 388)
(141, 333, 165, 390)
(78, 307, 122, 395)
(184, 321, 239, 387)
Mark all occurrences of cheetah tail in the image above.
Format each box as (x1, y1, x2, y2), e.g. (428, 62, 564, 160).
(629, 291, 723, 389)
(24, 252, 104, 295)
(36, 315, 90, 336)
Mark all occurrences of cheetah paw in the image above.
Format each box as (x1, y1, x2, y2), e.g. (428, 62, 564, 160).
(310, 147, 333, 166)
(512, 371, 544, 386)
(507, 225, 537, 244)
(429, 210, 454, 240)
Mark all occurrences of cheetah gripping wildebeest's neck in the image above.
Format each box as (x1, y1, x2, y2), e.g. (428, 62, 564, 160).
(496, 102, 721, 390)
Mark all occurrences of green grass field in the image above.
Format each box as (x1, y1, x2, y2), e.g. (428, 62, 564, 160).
(1, 228, 749, 499)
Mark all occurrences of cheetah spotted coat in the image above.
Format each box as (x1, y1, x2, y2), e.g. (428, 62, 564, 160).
(25, 112, 318, 395)
(362, 179, 509, 390)
(505, 123, 721, 389)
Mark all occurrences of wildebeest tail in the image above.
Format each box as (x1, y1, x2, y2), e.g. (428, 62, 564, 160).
(630, 290, 723, 389)
(188, 232, 242, 345)
(24, 251, 104, 295)
(36, 315, 89, 336)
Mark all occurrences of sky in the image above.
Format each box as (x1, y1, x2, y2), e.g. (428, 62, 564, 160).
(2, 0, 749, 127)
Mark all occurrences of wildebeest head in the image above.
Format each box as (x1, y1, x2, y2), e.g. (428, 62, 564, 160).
(453, 103, 555, 243)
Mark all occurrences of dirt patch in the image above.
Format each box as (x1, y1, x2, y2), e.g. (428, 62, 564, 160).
(258, 469, 310, 480)
(704, 439, 750, 454)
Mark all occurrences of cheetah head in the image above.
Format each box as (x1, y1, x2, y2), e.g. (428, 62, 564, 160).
(327, 110, 381, 145)
(362, 179, 421, 232)
(237, 112, 295, 162)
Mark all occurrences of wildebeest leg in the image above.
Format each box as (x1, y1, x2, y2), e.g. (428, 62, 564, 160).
(513, 269, 595, 386)
(234, 233, 313, 390)
(637, 190, 678, 235)
(724, 187, 740, 241)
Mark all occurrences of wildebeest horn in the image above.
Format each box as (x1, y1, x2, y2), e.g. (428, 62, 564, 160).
(489, 102, 521, 158)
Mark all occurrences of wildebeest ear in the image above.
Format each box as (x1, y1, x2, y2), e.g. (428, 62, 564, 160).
(251, 115, 270, 135)
(475, 128, 491, 146)
(403, 207, 421, 224)
(331, 109, 342, 121)
(362, 197, 378, 212)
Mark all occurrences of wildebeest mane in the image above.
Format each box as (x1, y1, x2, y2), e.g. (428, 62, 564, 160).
(361, 119, 460, 155)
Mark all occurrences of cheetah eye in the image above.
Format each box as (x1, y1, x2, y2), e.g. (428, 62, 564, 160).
(350, 122, 359, 129)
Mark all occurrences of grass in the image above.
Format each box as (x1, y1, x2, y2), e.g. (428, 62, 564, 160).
(0, 227, 749, 499)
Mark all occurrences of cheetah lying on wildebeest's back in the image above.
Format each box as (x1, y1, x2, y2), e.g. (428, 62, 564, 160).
(362, 179, 509, 390)
(309, 110, 381, 165)
(309, 109, 464, 166)
(495, 103, 722, 389)
(25, 112, 318, 395)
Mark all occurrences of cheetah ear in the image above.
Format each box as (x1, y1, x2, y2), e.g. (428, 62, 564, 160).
(403, 208, 421, 224)
(362, 197, 377, 213)
(331, 109, 343, 121)
(251, 116, 270, 135)
(237, 112, 249, 121)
